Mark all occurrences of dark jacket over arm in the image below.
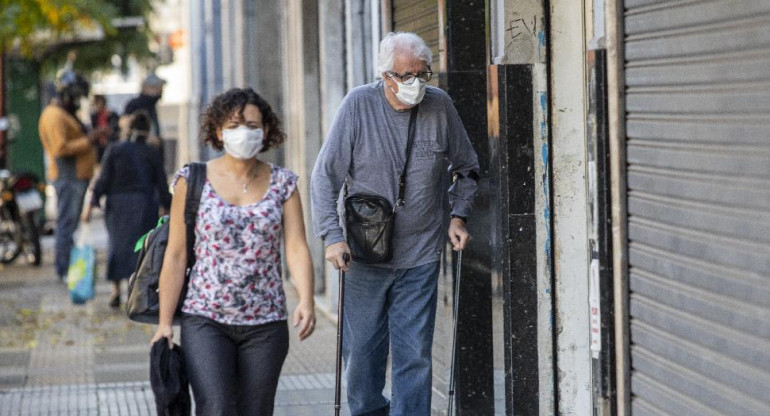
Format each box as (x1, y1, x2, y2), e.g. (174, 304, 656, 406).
(150, 340, 190, 416)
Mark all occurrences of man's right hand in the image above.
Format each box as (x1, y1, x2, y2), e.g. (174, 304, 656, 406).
(325, 241, 351, 272)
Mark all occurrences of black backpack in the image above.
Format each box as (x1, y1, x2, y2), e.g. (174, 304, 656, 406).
(126, 163, 206, 324)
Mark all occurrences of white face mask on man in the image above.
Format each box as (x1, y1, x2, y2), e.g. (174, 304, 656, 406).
(221, 126, 264, 159)
(391, 79, 427, 106)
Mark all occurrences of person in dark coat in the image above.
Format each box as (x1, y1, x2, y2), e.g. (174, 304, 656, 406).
(90, 94, 120, 162)
(82, 111, 172, 308)
(123, 74, 166, 164)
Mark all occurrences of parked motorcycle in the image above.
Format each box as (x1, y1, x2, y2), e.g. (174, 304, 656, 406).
(0, 170, 43, 266)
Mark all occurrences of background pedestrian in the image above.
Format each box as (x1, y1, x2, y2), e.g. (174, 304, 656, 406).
(123, 74, 166, 159)
(82, 111, 172, 308)
(38, 67, 98, 282)
(89, 94, 120, 163)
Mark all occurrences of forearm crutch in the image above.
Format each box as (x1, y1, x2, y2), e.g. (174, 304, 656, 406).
(334, 253, 350, 416)
(447, 250, 463, 416)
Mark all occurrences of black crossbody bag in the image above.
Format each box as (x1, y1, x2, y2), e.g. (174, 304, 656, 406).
(344, 106, 418, 264)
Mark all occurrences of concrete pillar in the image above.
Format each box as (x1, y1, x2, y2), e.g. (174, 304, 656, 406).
(318, 0, 347, 311)
(549, 0, 592, 413)
(282, 0, 326, 295)
(443, 1, 495, 413)
(221, 0, 234, 89)
(245, 0, 285, 165)
(345, 0, 376, 88)
(492, 0, 556, 414)
(187, 0, 205, 163)
(232, 0, 246, 87)
(220, 0, 246, 90)
(201, 0, 224, 161)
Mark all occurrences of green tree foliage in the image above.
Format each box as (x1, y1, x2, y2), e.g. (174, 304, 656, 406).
(0, 0, 155, 73)
(0, 0, 112, 45)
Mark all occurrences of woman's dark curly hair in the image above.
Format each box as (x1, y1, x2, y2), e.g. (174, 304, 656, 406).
(200, 87, 285, 152)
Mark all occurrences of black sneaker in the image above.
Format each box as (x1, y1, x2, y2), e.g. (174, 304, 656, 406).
(109, 294, 120, 309)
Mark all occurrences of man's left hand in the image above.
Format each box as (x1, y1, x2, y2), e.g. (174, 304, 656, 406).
(448, 217, 470, 251)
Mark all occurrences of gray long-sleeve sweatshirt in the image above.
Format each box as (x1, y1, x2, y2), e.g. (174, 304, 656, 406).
(310, 81, 479, 269)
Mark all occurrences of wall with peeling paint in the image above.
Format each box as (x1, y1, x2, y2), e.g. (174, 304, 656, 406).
(493, 0, 596, 414)
(496, 0, 556, 414)
(550, 0, 593, 414)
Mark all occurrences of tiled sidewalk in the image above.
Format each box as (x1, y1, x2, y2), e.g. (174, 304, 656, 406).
(0, 218, 460, 415)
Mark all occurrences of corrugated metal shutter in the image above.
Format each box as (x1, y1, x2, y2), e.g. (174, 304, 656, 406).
(391, 0, 440, 79)
(623, 1, 770, 415)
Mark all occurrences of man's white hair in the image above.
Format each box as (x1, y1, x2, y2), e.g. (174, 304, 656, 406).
(377, 32, 432, 74)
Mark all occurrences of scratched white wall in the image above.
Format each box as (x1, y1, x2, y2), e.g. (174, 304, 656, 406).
(550, 0, 593, 414)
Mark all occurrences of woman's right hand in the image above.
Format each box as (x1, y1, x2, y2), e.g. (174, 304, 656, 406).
(151, 324, 174, 348)
(80, 205, 92, 223)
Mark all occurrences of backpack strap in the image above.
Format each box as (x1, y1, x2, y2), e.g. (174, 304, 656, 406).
(184, 162, 207, 271)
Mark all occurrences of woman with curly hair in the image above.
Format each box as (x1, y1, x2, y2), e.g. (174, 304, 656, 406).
(151, 87, 316, 415)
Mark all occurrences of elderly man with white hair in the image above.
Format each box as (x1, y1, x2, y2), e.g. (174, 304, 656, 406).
(311, 32, 479, 415)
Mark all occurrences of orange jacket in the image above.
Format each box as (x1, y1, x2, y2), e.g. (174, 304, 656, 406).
(38, 105, 96, 181)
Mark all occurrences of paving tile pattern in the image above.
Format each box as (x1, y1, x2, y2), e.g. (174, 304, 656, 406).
(0, 219, 471, 415)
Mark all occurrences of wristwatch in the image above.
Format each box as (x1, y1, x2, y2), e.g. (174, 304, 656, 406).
(450, 214, 466, 223)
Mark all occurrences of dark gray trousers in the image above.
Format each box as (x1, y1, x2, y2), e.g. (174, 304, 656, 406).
(181, 314, 289, 416)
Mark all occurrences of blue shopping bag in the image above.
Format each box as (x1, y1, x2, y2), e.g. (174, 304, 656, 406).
(67, 226, 96, 305)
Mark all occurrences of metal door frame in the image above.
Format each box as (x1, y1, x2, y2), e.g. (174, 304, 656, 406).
(604, 0, 630, 414)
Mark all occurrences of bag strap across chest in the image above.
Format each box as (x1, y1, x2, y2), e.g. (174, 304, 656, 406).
(184, 162, 206, 271)
(344, 105, 418, 209)
(395, 105, 419, 207)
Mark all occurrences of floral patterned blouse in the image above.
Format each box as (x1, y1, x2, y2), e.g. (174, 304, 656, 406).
(172, 163, 297, 326)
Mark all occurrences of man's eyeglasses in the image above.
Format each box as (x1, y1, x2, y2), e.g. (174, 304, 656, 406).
(387, 66, 433, 85)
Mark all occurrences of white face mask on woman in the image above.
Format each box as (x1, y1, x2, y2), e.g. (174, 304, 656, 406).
(221, 126, 264, 159)
(391, 79, 427, 106)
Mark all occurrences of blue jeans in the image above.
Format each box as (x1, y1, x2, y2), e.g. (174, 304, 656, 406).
(343, 261, 440, 416)
(181, 315, 289, 416)
(53, 178, 88, 278)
